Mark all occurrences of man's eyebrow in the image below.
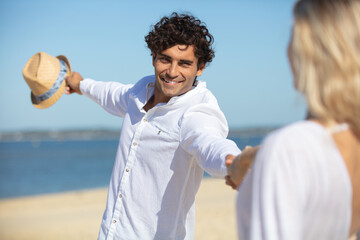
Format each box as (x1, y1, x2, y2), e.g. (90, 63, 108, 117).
(179, 59, 194, 65)
(158, 53, 171, 59)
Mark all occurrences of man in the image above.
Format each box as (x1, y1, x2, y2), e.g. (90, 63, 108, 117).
(66, 12, 241, 240)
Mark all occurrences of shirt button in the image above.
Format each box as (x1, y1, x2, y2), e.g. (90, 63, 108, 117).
(113, 220, 117, 223)
(119, 194, 122, 198)
(133, 142, 137, 146)
(126, 168, 130, 172)
(143, 118, 147, 122)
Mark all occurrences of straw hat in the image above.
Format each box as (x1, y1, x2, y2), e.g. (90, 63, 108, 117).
(23, 52, 72, 109)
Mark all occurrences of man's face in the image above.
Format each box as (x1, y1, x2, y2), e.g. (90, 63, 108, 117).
(153, 44, 205, 103)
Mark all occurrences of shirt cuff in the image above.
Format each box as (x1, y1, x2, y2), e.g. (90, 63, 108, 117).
(79, 78, 95, 95)
(214, 147, 241, 178)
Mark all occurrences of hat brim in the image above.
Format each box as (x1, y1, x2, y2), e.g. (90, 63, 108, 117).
(56, 55, 72, 73)
(31, 55, 72, 109)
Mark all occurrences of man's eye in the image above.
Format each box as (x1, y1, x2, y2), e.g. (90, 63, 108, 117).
(159, 57, 170, 63)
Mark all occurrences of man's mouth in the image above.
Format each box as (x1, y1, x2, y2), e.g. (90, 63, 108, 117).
(161, 77, 184, 84)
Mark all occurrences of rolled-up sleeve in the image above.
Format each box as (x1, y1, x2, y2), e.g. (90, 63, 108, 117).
(80, 78, 134, 117)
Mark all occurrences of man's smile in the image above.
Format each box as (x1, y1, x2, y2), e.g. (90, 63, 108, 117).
(160, 76, 185, 85)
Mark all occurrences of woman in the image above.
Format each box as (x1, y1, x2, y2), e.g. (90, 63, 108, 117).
(229, 0, 360, 239)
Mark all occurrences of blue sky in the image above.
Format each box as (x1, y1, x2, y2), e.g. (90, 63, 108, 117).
(0, 0, 305, 132)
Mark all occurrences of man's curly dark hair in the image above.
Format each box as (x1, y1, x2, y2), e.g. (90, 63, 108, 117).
(145, 12, 215, 68)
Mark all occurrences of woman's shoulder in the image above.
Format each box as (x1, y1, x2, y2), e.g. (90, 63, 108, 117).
(256, 120, 334, 169)
(263, 120, 325, 147)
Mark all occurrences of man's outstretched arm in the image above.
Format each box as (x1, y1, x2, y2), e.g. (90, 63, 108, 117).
(65, 71, 133, 117)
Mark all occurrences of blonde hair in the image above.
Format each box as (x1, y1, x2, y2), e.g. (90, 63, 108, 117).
(289, 0, 360, 138)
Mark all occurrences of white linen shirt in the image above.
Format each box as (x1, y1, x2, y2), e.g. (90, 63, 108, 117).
(236, 121, 352, 240)
(80, 75, 241, 240)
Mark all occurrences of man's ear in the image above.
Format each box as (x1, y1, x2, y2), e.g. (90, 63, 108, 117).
(196, 63, 205, 76)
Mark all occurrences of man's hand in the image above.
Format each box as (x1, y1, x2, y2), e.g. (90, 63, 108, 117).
(225, 145, 259, 190)
(65, 72, 83, 95)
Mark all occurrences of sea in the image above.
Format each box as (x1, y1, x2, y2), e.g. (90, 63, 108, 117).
(0, 129, 272, 199)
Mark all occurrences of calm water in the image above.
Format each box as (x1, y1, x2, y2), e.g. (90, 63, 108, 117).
(0, 135, 264, 199)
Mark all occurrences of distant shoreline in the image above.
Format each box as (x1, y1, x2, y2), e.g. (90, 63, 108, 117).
(0, 129, 122, 142)
(0, 127, 279, 142)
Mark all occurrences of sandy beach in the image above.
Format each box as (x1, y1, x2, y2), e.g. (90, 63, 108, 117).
(0, 178, 238, 240)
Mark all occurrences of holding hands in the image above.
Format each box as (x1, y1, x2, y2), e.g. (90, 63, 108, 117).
(225, 146, 259, 190)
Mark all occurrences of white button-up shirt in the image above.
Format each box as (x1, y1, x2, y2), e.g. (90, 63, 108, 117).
(80, 75, 241, 240)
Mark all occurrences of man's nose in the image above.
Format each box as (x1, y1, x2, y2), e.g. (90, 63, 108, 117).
(166, 63, 179, 79)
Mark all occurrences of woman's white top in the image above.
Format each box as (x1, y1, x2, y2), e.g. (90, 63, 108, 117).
(236, 121, 352, 240)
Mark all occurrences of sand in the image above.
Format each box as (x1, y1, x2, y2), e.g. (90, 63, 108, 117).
(0, 178, 238, 240)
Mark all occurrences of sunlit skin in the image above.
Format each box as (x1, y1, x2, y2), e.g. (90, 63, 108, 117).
(143, 45, 205, 111)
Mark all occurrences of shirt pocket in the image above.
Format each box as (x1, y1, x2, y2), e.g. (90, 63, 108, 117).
(148, 122, 178, 141)
(141, 122, 179, 154)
